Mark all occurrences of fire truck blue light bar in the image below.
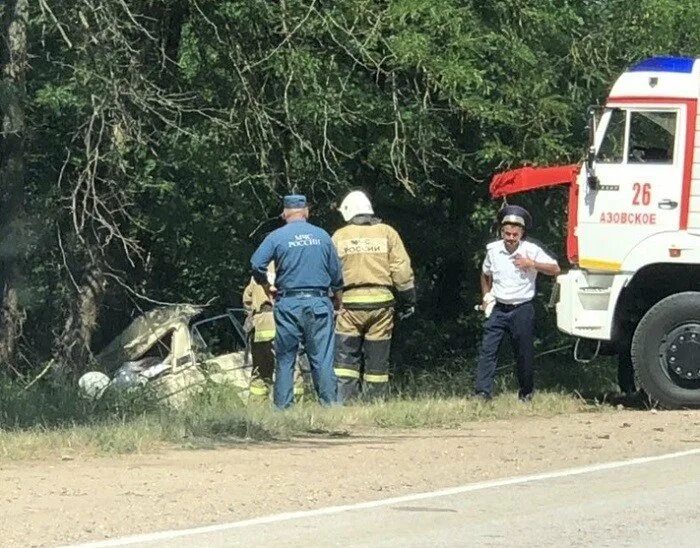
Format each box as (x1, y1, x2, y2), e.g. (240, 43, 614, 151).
(629, 56, 695, 73)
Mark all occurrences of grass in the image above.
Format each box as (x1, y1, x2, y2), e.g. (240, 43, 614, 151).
(0, 416, 169, 460)
(0, 381, 606, 460)
(0, 353, 620, 460)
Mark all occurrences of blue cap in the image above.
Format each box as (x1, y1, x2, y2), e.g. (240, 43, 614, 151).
(283, 194, 307, 209)
(499, 205, 532, 229)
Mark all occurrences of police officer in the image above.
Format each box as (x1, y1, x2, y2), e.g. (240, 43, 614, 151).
(332, 190, 415, 402)
(250, 195, 343, 409)
(474, 205, 561, 401)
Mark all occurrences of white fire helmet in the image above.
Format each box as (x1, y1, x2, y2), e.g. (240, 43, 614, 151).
(338, 191, 374, 222)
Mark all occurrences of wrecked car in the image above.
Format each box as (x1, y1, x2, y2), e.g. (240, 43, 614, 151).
(80, 305, 253, 405)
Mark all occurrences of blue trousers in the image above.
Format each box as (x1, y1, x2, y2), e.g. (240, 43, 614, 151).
(273, 295, 337, 408)
(475, 302, 535, 398)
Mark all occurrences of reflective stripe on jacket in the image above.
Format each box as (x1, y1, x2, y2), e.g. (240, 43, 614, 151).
(332, 218, 414, 309)
(252, 310, 275, 342)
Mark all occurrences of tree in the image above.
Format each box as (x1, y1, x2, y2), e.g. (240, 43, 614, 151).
(0, 0, 28, 366)
(3, 0, 699, 377)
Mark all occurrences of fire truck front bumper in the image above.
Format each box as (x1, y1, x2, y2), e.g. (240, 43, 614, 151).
(555, 269, 631, 342)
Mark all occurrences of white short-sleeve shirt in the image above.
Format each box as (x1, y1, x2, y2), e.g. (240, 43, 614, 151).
(482, 240, 557, 305)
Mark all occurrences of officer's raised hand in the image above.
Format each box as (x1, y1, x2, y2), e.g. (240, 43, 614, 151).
(512, 254, 535, 271)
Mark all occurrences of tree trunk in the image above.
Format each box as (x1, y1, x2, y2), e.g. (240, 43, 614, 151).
(0, 0, 29, 365)
(54, 260, 107, 376)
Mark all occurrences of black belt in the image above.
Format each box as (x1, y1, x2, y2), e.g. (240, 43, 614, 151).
(495, 300, 532, 311)
(276, 288, 328, 298)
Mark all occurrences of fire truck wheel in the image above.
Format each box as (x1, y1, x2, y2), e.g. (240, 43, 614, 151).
(631, 292, 700, 409)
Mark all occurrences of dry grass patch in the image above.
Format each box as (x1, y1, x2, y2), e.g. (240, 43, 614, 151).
(0, 417, 169, 460)
(0, 383, 605, 460)
(174, 387, 602, 442)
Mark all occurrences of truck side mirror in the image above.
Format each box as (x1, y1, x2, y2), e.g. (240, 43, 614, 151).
(586, 146, 599, 190)
(585, 106, 601, 190)
(587, 107, 598, 145)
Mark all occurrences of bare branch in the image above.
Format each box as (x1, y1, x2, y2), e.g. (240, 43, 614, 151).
(246, 0, 317, 71)
(38, 0, 73, 48)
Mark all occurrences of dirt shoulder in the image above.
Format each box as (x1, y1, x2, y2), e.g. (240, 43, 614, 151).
(3, 409, 699, 547)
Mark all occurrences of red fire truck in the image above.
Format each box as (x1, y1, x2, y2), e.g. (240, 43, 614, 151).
(491, 56, 700, 408)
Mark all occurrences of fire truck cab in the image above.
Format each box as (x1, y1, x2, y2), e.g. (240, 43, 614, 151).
(492, 57, 700, 408)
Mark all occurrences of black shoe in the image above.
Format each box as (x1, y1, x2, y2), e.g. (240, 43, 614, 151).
(518, 392, 533, 403)
(474, 391, 492, 401)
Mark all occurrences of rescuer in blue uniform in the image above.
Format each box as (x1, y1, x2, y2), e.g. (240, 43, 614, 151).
(250, 195, 344, 409)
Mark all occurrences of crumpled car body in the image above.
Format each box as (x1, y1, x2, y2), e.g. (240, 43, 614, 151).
(92, 305, 252, 405)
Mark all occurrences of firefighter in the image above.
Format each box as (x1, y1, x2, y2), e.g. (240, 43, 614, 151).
(250, 194, 343, 409)
(332, 190, 415, 402)
(242, 264, 276, 400)
(474, 205, 561, 401)
(243, 265, 308, 401)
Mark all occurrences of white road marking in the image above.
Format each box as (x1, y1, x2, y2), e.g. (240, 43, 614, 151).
(66, 448, 700, 548)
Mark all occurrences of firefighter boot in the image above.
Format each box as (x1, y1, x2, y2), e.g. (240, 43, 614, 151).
(337, 376, 361, 402)
(334, 310, 364, 403)
(361, 335, 391, 401)
(249, 339, 274, 403)
(249, 378, 271, 402)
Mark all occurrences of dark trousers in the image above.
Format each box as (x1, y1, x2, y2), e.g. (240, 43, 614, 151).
(475, 301, 535, 398)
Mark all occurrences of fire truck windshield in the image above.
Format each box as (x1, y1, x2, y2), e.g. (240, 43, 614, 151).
(596, 108, 626, 163)
(595, 108, 677, 165)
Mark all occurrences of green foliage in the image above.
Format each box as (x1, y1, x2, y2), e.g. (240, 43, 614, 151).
(4, 0, 700, 372)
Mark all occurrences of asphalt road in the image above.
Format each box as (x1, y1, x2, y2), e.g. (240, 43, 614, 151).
(74, 449, 700, 548)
